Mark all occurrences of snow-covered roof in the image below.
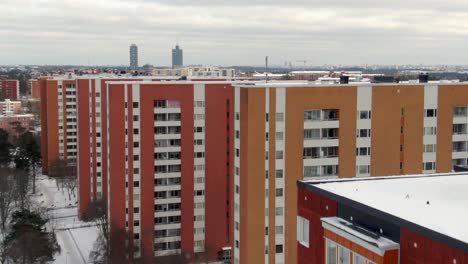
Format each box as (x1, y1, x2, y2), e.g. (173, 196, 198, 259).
(304, 173, 468, 244)
(322, 217, 399, 256)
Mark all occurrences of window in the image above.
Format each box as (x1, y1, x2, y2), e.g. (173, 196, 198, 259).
(453, 124, 467, 135)
(353, 254, 366, 264)
(133, 128, 139, 135)
(275, 188, 283, 197)
(304, 129, 320, 140)
(424, 109, 437, 117)
(276, 151, 283, 159)
(235, 130, 240, 139)
(304, 110, 321, 121)
(303, 166, 319, 178)
(275, 225, 283, 235)
(275, 244, 283, 254)
(275, 207, 283, 216)
(322, 165, 339, 176)
(133, 102, 139, 108)
(326, 240, 337, 264)
(133, 155, 139, 161)
(358, 110, 371, 120)
(357, 165, 370, 175)
(276, 113, 284, 122)
(303, 147, 320, 159)
(357, 129, 371, 138)
(454, 106, 468, 117)
(276, 132, 284, 140)
(356, 147, 371, 156)
(423, 144, 436, 153)
(297, 216, 309, 247)
(339, 246, 350, 264)
(133, 115, 139, 121)
(423, 162, 436, 171)
(424, 126, 437, 135)
(276, 169, 283, 178)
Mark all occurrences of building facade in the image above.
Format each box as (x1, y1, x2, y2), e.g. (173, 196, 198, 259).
(31, 79, 41, 99)
(0, 114, 33, 137)
(0, 99, 22, 115)
(130, 44, 138, 70)
(297, 173, 468, 264)
(232, 82, 468, 264)
(172, 45, 183, 69)
(39, 76, 237, 262)
(100, 81, 234, 262)
(0, 80, 20, 100)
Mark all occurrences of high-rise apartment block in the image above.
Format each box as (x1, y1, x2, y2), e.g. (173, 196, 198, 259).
(130, 44, 138, 70)
(0, 80, 20, 100)
(232, 82, 468, 264)
(172, 45, 183, 68)
(39, 75, 236, 262)
(39, 76, 468, 263)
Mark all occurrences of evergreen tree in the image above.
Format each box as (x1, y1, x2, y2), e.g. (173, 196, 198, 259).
(0, 129, 11, 167)
(15, 132, 41, 194)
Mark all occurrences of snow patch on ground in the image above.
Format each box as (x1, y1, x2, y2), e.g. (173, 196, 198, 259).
(34, 176, 99, 264)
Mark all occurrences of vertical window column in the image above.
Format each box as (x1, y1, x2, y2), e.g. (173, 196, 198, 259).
(275, 88, 286, 263)
(356, 85, 372, 177)
(234, 88, 241, 264)
(193, 84, 206, 253)
(423, 84, 438, 173)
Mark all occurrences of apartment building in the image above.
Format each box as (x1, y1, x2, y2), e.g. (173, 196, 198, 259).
(39, 77, 80, 175)
(102, 81, 233, 262)
(0, 99, 21, 115)
(232, 82, 468, 264)
(0, 114, 33, 137)
(297, 173, 468, 264)
(0, 80, 20, 100)
(39, 75, 237, 262)
(31, 79, 41, 99)
(39, 75, 175, 175)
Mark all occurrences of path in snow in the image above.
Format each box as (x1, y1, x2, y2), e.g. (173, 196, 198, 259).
(34, 176, 99, 264)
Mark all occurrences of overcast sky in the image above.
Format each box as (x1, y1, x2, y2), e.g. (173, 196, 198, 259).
(1, 0, 468, 66)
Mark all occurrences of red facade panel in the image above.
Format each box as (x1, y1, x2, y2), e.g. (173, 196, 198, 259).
(77, 79, 91, 217)
(205, 84, 234, 260)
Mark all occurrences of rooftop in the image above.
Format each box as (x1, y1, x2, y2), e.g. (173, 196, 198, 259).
(300, 173, 468, 244)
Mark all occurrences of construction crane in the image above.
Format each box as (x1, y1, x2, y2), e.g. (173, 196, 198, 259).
(296, 60, 307, 71)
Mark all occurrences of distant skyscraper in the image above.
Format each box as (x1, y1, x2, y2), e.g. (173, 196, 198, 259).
(172, 45, 183, 68)
(130, 44, 138, 70)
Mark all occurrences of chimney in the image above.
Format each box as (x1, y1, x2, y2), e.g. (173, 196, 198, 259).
(340, 75, 349, 84)
(419, 73, 429, 83)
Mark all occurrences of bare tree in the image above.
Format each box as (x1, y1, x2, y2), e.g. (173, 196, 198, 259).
(48, 159, 76, 198)
(0, 168, 15, 237)
(13, 169, 30, 211)
(83, 199, 108, 241)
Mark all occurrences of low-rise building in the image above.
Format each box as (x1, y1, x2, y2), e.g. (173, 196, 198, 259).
(297, 173, 468, 264)
(0, 80, 20, 100)
(0, 99, 22, 115)
(0, 114, 33, 137)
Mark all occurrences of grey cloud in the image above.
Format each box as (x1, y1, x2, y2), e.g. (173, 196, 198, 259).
(1, 0, 468, 65)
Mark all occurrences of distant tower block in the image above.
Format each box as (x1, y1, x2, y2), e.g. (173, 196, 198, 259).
(130, 44, 138, 70)
(172, 45, 183, 69)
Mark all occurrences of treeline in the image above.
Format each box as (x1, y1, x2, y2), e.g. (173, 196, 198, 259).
(0, 128, 60, 263)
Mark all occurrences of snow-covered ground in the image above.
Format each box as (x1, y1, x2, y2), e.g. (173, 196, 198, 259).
(34, 176, 99, 264)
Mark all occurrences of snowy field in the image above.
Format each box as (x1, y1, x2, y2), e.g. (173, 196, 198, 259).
(34, 175, 99, 264)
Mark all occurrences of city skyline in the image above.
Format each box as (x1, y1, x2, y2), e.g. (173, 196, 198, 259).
(2, 0, 468, 66)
